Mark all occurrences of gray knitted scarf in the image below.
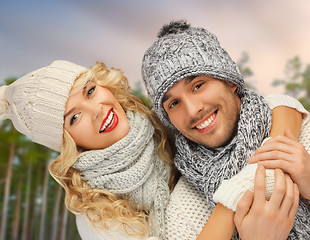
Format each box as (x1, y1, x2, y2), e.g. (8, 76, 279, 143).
(174, 89, 310, 239)
(73, 111, 170, 239)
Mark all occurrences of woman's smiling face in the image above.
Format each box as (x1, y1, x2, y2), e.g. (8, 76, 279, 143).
(64, 81, 129, 150)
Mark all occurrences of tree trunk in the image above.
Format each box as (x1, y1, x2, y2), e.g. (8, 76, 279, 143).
(13, 175, 23, 240)
(0, 166, 5, 202)
(38, 161, 50, 240)
(21, 163, 32, 240)
(60, 205, 69, 240)
(0, 140, 16, 240)
(51, 185, 62, 240)
(29, 162, 43, 240)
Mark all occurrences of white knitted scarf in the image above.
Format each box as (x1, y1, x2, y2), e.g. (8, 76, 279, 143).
(73, 111, 170, 239)
(174, 89, 310, 239)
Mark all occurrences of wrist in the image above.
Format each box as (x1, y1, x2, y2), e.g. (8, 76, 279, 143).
(261, 137, 272, 146)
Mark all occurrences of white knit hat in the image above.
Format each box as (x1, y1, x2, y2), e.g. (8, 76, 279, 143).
(0, 60, 88, 152)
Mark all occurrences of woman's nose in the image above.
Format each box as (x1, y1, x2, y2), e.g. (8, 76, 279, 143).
(84, 102, 102, 120)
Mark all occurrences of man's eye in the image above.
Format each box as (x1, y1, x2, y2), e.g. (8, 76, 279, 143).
(194, 83, 203, 91)
(169, 100, 179, 109)
(70, 113, 79, 125)
(87, 86, 96, 97)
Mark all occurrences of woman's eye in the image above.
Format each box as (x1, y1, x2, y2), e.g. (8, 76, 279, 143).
(194, 83, 203, 91)
(70, 113, 79, 125)
(87, 86, 96, 97)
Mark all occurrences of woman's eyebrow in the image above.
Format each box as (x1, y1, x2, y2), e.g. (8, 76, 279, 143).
(82, 80, 92, 95)
(64, 107, 76, 121)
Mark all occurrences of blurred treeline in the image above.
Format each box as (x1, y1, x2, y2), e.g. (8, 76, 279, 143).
(0, 81, 81, 240)
(1, 55, 310, 240)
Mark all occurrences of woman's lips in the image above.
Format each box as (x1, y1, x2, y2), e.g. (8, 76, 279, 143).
(99, 108, 119, 133)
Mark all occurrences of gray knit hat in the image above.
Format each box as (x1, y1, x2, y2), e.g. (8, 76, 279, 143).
(0, 60, 88, 152)
(141, 20, 244, 127)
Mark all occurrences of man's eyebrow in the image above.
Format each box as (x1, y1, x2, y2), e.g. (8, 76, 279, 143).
(162, 93, 170, 103)
(184, 76, 196, 84)
(162, 76, 197, 104)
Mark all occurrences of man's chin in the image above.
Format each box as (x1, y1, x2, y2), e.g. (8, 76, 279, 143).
(199, 133, 236, 149)
(202, 141, 226, 150)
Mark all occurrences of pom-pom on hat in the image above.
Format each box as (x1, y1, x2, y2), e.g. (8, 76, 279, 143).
(0, 60, 88, 152)
(141, 20, 244, 127)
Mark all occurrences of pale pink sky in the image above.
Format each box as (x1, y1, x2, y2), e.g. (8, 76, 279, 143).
(1, 0, 310, 95)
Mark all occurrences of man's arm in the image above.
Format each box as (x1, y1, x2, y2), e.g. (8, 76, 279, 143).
(197, 165, 299, 240)
(196, 203, 235, 240)
(234, 165, 299, 240)
(249, 130, 310, 199)
(249, 102, 310, 199)
(196, 104, 303, 239)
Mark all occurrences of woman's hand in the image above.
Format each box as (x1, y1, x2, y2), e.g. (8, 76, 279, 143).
(249, 129, 310, 199)
(234, 165, 299, 240)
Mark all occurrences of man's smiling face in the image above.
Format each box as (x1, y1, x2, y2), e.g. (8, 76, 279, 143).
(163, 75, 241, 148)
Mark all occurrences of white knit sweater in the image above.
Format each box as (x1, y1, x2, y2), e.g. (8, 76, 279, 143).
(76, 94, 309, 240)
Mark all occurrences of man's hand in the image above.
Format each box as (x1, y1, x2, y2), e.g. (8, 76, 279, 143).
(234, 165, 299, 240)
(248, 129, 310, 199)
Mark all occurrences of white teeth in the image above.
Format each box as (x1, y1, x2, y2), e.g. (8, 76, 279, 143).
(100, 111, 114, 132)
(196, 113, 215, 129)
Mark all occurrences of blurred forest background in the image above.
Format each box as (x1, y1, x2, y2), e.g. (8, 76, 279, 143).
(1, 54, 310, 240)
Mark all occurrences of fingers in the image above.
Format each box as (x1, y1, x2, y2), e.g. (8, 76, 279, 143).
(249, 151, 294, 165)
(284, 129, 299, 141)
(248, 137, 301, 164)
(251, 142, 294, 160)
(253, 160, 291, 174)
(271, 173, 299, 224)
(270, 131, 298, 145)
(279, 174, 295, 216)
(234, 190, 253, 227)
(268, 170, 299, 220)
(252, 134, 299, 157)
(253, 164, 266, 204)
(269, 169, 286, 209)
(288, 183, 299, 219)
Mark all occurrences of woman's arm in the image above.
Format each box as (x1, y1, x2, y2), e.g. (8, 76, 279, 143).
(266, 93, 308, 138)
(270, 106, 302, 137)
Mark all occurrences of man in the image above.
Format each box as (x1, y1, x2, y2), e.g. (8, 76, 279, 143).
(142, 20, 310, 239)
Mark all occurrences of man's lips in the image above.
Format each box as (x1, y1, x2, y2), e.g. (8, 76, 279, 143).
(99, 108, 119, 133)
(194, 110, 218, 133)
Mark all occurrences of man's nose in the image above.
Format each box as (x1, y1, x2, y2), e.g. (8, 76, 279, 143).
(183, 96, 203, 117)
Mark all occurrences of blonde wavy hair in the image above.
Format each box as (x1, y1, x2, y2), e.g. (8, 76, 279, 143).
(49, 62, 178, 236)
